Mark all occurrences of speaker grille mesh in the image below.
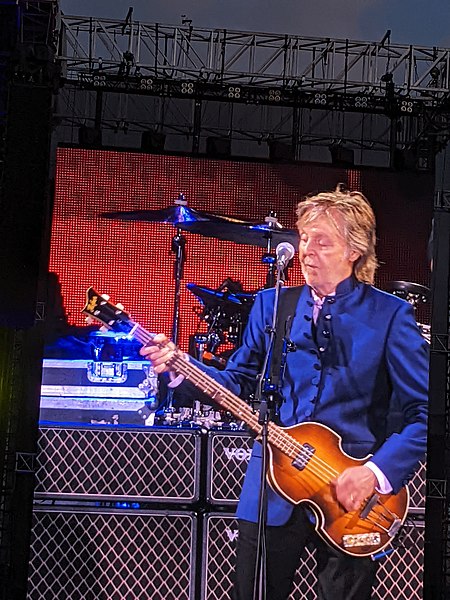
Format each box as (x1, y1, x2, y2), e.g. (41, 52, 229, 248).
(408, 460, 426, 512)
(27, 507, 197, 600)
(206, 431, 252, 505)
(35, 426, 201, 502)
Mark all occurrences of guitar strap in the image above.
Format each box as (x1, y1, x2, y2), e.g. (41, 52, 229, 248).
(269, 285, 304, 388)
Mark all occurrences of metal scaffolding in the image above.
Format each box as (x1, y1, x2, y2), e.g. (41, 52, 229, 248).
(49, 16, 450, 167)
(58, 17, 450, 98)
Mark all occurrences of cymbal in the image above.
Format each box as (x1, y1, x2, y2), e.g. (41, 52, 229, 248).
(247, 222, 299, 247)
(179, 218, 299, 248)
(101, 205, 218, 225)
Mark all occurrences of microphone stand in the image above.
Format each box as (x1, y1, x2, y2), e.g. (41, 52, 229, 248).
(252, 260, 288, 600)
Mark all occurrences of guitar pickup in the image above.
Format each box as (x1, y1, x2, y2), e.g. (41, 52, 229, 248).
(342, 532, 381, 548)
(292, 443, 315, 471)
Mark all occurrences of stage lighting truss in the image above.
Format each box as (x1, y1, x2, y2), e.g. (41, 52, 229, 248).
(53, 16, 450, 158)
(59, 16, 450, 108)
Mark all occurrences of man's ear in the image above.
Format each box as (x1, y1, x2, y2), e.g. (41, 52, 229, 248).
(347, 248, 361, 263)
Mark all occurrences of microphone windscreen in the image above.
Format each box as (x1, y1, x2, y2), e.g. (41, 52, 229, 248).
(276, 241, 295, 262)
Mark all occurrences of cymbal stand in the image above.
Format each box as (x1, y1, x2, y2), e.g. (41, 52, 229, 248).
(261, 212, 278, 288)
(171, 228, 186, 346)
(166, 195, 188, 413)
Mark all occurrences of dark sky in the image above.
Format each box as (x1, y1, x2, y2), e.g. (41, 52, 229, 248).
(60, 0, 450, 47)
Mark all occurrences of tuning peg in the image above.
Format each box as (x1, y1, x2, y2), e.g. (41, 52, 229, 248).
(101, 294, 110, 301)
(116, 303, 124, 310)
(85, 316, 95, 325)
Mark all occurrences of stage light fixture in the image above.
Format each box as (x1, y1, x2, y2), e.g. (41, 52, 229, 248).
(354, 95, 369, 109)
(181, 82, 195, 94)
(139, 77, 153, 91)
(92, 75, 106, 88)
(400, 100, 414, 114)
(313, 93, 328, 106)
(268, 89, 281, 102)
(227, 86, 241, 99)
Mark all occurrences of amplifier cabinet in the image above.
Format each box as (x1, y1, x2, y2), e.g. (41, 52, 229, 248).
(206, 430, 253, 505)
(27, 506, 197, 600)
(201, 513, 424, 600)
(34, 425, 201, 503)
(408, 460, 426, 514)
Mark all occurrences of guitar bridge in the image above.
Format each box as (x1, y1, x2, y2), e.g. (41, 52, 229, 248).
(292, 443, 315, 471)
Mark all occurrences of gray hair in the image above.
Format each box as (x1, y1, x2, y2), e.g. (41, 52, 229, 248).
(296, 184, 378, 284)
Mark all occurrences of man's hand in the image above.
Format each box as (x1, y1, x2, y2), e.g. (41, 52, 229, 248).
(140, 333, 177, 374)
(332, 465, 376, 512)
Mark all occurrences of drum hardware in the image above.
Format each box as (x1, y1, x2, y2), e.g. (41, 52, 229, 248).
(253, 212, 295, 287)
(187, 280, 256, 366)
(101, 196, 219, 226)
(385, 281, 431, 343)
(178, 209, 298, 288)
(101, 194, 233, 344)
(385, 281, 430, 309)
(202, 351, 227, 369)
(103, 193, 217, 413)
(194, 332, 224, 359)
(101, 200, 295, 410)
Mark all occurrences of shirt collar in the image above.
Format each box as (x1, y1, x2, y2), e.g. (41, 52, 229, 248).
(309, 275, 357, 302)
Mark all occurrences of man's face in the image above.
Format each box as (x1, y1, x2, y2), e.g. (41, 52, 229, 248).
(298, 214, 359, 296)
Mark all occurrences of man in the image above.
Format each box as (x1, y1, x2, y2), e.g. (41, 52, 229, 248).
(141, 185, 429, 600)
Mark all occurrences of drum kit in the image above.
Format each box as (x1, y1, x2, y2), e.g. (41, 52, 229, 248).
(102, 194, 299, 428)
(102, 194, 299, 346)
(101, 196, 432, 428)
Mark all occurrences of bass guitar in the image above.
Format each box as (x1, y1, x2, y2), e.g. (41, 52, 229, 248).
(82, 287, 409, 557)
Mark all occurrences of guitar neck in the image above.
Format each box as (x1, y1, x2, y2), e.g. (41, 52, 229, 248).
(131, 322, 269, 437)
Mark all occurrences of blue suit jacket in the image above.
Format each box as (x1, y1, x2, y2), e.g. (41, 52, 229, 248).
(191, 277, 429, 525)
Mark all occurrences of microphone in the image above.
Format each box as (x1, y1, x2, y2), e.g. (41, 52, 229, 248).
(276, 241, 295, 269)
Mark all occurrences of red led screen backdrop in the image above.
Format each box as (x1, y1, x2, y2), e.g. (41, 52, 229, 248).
(49, 148, 433, 351)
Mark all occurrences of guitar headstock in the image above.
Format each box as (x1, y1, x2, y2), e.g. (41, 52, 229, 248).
(82, 287, 134, 335)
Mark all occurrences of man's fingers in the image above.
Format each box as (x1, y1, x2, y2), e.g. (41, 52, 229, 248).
(138, 333, 177, 374)
(332, 466, 376, 513)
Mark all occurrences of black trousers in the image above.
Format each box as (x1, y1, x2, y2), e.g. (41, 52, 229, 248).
(231, 506, 378, 600)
